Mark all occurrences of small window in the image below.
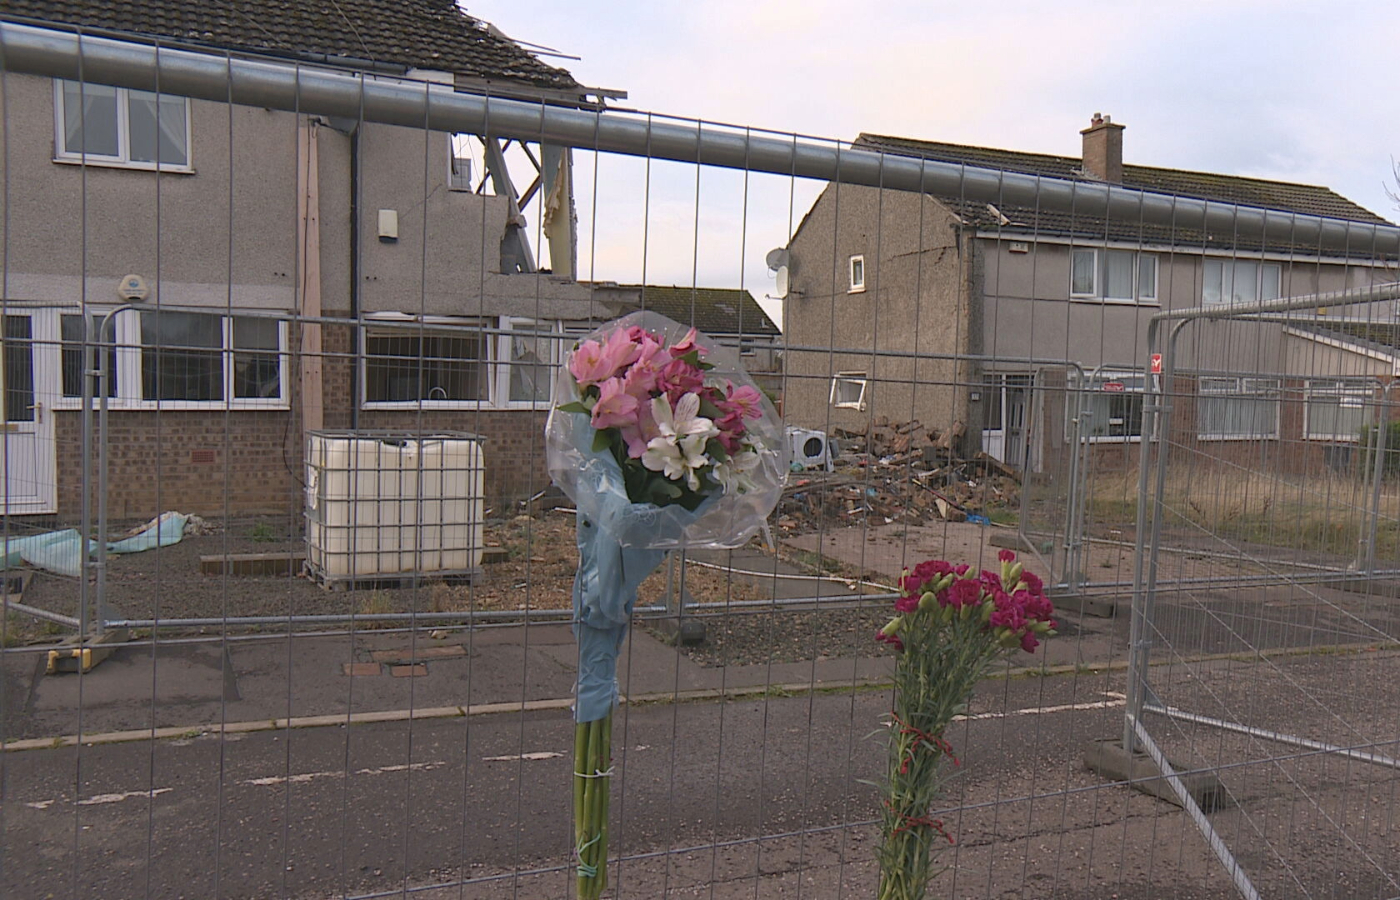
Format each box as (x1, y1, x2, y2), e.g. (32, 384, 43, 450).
(1197, 377, 1280, 439)
(55, 80, 191, 171)
(1304, 379, 1374, 441)
(830, 372, 868, 410)
(364, 324, 489, 404)
(1071, 249, 1096, 296)
(848, 255, 866, 293)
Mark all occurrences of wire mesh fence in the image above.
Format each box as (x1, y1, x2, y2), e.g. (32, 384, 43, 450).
(1, 18, 1398, 900)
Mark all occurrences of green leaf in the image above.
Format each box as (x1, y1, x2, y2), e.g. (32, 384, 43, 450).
(591, 429, 613, 454)
(556, 401, 589, 414)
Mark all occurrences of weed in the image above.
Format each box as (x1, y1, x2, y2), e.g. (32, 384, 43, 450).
(248, 522, 278, 543)
(354, 591, 399, 629)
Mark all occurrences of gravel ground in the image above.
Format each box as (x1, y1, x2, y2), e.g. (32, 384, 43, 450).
(649, 604, 899, 667)
(7, 511, 778, 642)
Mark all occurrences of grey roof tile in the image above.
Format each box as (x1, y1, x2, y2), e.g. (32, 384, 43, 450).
(0, 0, 580, 92)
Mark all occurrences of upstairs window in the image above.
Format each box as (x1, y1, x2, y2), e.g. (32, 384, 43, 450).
(848, 255, 866, 293)
(1071, 249, 1157, 303)
(54, 80, 191, 171)
(1202, 258, 1281, 307)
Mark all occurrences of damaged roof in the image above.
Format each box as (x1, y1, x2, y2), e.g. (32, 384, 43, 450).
(854, 133, 1392, 254)
(630, 285, 781, 338)
(0, 0, 581, 92)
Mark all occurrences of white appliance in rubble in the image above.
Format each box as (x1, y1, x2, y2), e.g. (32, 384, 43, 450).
(305, 432, 484, 583)
(786, 426, 835, 471)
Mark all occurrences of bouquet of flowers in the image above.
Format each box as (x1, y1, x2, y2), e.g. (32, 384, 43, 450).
(545, 311, 785, 899)
(875, 550, 1056, 900)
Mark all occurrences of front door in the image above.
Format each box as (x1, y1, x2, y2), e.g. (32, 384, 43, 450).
(2, 313, 57, 514)
(982, 373, 1034, 469)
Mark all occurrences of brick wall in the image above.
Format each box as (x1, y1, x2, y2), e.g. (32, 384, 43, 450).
(54, 409, 300, 521)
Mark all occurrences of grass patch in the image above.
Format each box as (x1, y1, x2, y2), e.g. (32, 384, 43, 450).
(1088, 466, 1400, 558)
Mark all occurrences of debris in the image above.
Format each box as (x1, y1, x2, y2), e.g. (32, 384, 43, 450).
(775, 419, 1019, 535)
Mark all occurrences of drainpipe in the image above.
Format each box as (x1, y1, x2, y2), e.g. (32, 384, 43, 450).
(349, 124, 361, 429)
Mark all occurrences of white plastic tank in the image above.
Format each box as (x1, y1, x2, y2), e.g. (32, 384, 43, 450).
(305, 432, 484, 581)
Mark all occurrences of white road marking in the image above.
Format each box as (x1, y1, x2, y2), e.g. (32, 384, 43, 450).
(242, 761, 444, 787)
(26, 787, 173, 810)
(953, 692, 1127, 722)
(482, 751, 564, 762)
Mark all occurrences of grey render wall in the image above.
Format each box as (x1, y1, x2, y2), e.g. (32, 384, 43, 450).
(0, 72, 298, 309)
(977, 237, 1395, 377)
(783, 183, 972, 436)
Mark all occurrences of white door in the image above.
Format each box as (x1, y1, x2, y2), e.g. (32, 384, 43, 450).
(982, 374, 1034, 469)
(1, 312, 57, 514)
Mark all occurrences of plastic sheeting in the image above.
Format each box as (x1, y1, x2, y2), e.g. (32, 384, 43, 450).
(0, 511, 189, 578)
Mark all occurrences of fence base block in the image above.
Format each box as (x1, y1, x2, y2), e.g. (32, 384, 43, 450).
(1083, 737, 1228, 811)
(653, 616, 706, 646)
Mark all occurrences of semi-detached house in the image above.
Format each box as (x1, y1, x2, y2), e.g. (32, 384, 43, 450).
(782, 114, 1398, 474)
(0, 0, 626, 520)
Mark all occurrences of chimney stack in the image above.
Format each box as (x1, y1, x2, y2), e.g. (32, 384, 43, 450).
(1080, 112, 1124, 183)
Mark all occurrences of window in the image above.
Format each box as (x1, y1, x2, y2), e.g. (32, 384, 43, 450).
(498, 318, 558, 407)
(1071, 372, 1146, 441)
(54, 80, 191, 170)
(55, 309, 285, 408)
(1305, 379, 1375, 441)
(848, 255, 866, 293)
(365, 326, 488, 404)
(830, 372, 868, 410)
(1070, 249, 1157, 302)
(1202, 258, 1281, 307)
(3, 317, 34, 423)
(60, 314, 118, 398)
(1197, 377, 1280, 439)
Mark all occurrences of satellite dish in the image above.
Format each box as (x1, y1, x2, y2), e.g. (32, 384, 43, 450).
(765, 247, 789, 273)
(775, 266, 789, 299)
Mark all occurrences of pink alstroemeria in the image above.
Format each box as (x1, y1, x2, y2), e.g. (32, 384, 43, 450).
(659, 358, 705, 403)
(620, 400, 661, 459)
(590, 377, 639, 430)
(569, 328, 643, 387)
(622, 335, 668, 399)
(668, 327, 705, 359)
(714, 410, 747, 455)
(717, 381, 765, 421)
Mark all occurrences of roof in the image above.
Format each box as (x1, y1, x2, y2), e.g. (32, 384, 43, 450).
(1294, 322, 1400, 360)
(0, 0, 581, 93)
(629, 285, 781, 337)
(853, 133, 1393, 254)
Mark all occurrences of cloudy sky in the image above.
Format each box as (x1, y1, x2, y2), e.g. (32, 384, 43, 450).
(465, 1, 1400, 325)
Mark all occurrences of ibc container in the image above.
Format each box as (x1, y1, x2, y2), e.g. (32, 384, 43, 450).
(305, 431, 484, 583)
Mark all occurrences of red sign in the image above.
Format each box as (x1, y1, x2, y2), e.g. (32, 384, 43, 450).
(1101, 381, 1126, 393)
(1150, 353, 1162, 375)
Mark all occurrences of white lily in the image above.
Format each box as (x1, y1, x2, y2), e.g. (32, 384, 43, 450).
(711, 445, 762, 493)
(640, 393, 718, 489)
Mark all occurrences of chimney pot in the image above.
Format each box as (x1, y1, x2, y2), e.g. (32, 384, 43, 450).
(1081, 112, 1125, 183)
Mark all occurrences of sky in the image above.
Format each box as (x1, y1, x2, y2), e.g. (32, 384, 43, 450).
(464, 1, 1400, 328)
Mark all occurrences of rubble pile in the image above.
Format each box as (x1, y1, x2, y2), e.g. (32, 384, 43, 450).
(776, 418, 1021, 534)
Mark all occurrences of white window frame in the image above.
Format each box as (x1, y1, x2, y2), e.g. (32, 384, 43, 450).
(1069, 370, 1147, 442)
(361, 315, 562, 410)
(1196, 376, 1281, 441)
(830, 372, 868, 410)
(848, 255, 866, 293)
(1069, 248, 1157, 304)
(1303, 379, 1376, 442)
(52, 80, 194, 174)
(1202, 258, 1282, 307)
(496, 317, 560, 410)
(50, 308, 288, 410)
